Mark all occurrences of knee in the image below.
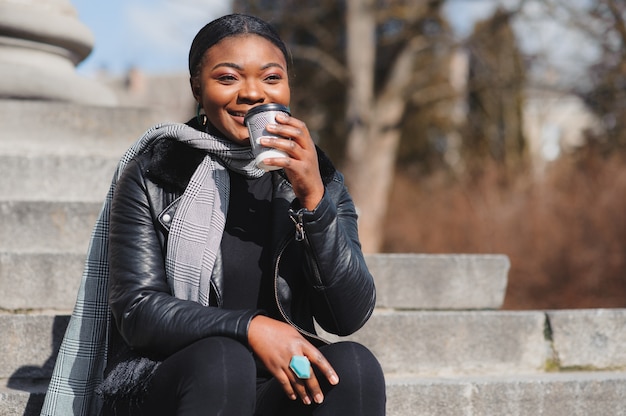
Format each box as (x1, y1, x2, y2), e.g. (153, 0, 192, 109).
(322, 341, 385, 385)
(150, 337, 256, 413)
(323, 341, 380, 366)
(182, 337, 256, 390)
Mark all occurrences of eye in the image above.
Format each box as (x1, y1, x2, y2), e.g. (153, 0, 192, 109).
(264, 74, 283, 83)
(216, 74, 238, 83)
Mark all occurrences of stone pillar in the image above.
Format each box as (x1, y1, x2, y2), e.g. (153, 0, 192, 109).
(0, 0, 117, 105)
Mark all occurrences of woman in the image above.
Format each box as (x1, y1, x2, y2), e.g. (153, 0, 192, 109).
(41, 13, 385, 416)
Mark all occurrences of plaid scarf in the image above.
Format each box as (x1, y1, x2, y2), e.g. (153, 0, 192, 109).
(40, 123, 265, 416)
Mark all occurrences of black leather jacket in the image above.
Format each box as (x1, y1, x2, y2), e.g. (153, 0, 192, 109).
(106, 129, 376, 365)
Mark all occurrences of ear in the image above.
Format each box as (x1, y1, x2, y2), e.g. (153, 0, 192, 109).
(190, 77, 201, 102)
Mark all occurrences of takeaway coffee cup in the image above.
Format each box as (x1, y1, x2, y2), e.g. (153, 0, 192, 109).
(244, 103, 291, 171)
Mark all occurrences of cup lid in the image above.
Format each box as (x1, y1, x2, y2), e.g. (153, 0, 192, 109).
(244, 103, 290, 122)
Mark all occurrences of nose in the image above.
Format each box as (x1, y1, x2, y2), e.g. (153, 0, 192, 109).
(238, 79, 265, 104)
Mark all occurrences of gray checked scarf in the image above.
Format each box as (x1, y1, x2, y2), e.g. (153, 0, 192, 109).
(40, 123, 265, 416)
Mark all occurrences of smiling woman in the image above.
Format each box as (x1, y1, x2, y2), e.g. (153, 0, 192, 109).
(41, 13, 386, 416)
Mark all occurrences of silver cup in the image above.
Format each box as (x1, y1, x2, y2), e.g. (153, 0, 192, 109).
(244, 103, 291, 171)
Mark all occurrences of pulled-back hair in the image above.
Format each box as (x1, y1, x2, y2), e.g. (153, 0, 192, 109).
(188, 14, 289, 80)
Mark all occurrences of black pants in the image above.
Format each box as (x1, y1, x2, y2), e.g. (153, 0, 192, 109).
(102, 336, 386, 416)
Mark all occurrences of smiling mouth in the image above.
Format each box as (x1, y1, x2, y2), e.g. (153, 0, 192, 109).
(228, 110, 247, 118)
(228, 111, 248, 127)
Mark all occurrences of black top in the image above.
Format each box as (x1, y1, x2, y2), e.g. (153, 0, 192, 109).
(220, 171, 275, 313)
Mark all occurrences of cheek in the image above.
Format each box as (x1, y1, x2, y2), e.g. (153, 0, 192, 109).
(199, 83, 230, 107)
(280, 86, 291, 102)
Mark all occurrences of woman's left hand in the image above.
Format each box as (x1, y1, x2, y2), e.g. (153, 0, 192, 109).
(248, 315, 339, 405)
(261, 114, 324, 211)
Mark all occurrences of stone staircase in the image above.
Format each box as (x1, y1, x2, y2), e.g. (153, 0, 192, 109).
(2, 99, 626, 416)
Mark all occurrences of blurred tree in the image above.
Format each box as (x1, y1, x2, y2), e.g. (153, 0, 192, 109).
(518, 0, 626, 153)
(463, 7, 528, 172)
(575, 0, 626, 151)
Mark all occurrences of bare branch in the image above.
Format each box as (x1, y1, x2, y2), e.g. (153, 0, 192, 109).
(378, 36, 430, 102)
(289, 45, 349, 83)
(410, 83, 459, 107)
(607, 0, 626, 57)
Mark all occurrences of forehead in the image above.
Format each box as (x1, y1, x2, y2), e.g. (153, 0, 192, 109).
(202, 34, 287, 68)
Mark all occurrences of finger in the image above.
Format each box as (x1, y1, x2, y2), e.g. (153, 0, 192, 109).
(303, 373, 325, 405)
(275, 112, 304, 130)
(276, 371, 299, 402)
(266, 119, 311, 148)
(278, 365, 315, 405)
(291, 376, 313, 405)
(282, 367, 313, 405)
(307, 349, 340, 386)
(259, 136, 299, 155)
(257, 156, 293, 171)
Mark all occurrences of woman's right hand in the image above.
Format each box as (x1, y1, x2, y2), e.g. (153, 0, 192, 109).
(248, 315, 339, 405)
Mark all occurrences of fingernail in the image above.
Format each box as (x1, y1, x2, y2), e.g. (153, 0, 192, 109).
(314, 393, 324, 404)
(303, 396, 312, 405)
(330, 374, 339, 385)
(266, 123, 277, 130)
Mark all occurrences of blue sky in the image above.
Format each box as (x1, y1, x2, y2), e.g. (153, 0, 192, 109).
(72, 0, 506, 76)
(72, 0, 233, 75)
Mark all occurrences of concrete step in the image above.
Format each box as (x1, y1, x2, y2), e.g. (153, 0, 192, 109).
(2, 312, 546, 382)
(330, 308, 626, 377)
(0, 250, 510, 311)
(3, 312, 626, 416)
(3, 372, 626, 416)
(385, 371, 626, 416)
(0, 154, 117, 202)
(0, 100, 161, 157)
(0, 201, 101, 252)
(0, 379, 48, 416)
(4, 310, 626, 382)
(365, 253, 508, 310)
(0, 253, 508, 311)
(0, 253, 83, 310)
(0, 315, 69, 380)
(325, 310, 548, 376)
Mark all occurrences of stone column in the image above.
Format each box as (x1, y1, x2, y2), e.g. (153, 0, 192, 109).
(0, 0, 116, 105)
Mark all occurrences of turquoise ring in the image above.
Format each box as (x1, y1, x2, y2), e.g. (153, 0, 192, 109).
(289, 355, 311, 379)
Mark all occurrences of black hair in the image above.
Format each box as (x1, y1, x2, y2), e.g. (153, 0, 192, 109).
(188, 14, 289, 80)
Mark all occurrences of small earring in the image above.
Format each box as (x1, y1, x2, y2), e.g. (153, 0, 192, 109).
(196, 103, 207, 126)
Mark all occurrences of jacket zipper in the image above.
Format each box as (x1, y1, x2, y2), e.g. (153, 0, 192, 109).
(288, 208, 324, 287)
(273, 233, 329, 345)
(289, 209, 306, 241)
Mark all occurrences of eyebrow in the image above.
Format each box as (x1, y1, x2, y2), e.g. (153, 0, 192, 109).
(211, 62, 286, 71)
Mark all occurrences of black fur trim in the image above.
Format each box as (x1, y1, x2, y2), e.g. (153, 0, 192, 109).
(315, 146, 337, 185)
(96, 356, 160, 402)
(145, 138, 206, 193)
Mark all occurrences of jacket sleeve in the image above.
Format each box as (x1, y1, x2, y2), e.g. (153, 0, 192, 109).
(294, 171, 376, 336)
(108, 158, 261, 358)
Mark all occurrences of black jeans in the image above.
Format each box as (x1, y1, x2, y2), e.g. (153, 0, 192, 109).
(102, 336, 386, 416)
